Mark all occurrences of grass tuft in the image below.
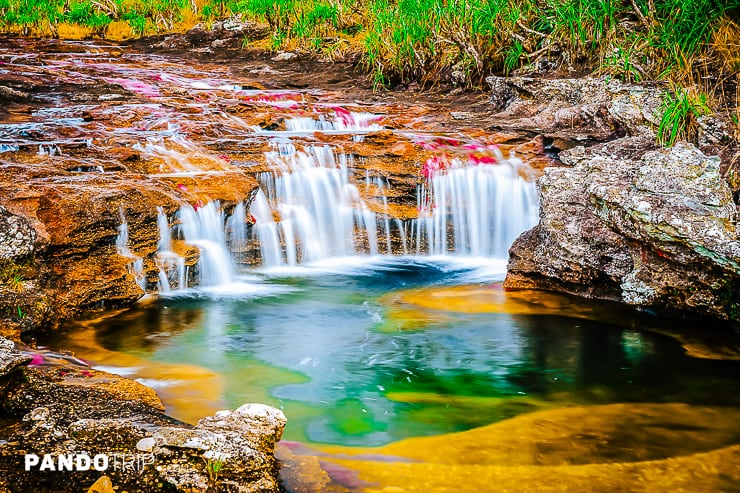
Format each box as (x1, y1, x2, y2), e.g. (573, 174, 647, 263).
(657, 84, 713, 146)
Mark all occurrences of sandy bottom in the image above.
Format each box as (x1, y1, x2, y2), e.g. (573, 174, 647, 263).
(281, 402, 740, 492)
(51, 317, 226, 424)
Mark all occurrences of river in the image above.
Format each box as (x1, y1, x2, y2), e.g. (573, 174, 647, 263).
(2, 37, 739, 492)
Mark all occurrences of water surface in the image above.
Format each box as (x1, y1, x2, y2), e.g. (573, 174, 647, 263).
(52, 257, 740, 448)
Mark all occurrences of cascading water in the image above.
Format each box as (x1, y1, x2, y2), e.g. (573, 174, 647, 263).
(250, 190, 284, 267)
(155, 207, 186, 292)
(412, 158, 539, 257)
(247, 141, 538, 267)
(226, 201, 248, 264)
(117, 135, 538, 293)
(256, 111, 382, 136)
(252, 143, 380, 267)
(177, 201, 237, 286)
(115, 212, 146, 290)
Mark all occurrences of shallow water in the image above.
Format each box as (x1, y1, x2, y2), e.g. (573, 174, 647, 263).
(51, 257, 740, 449)
(5, 38, 740, 490)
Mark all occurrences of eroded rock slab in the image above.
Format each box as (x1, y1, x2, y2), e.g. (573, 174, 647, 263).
(486, 76, 663, 144)
(0, 337, 30, 377)
(506, 141, 740, 321)
(0, 336, 286, 493)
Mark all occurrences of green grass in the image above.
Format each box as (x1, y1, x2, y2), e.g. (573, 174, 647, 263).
(0, 0, 735, 86)
(657, 84, 712, 146)
(0, 0, 738, 145)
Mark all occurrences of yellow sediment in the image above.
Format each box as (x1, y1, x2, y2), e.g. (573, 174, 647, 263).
(376, 284, 601, 332)
(315, 403, 740, 492)
(56, 318, 225, 424)
(384, 391, 550, 411)
(383, 284, 605, 319)
(381, 284, 740, 360)
(325, 446, 740, 493)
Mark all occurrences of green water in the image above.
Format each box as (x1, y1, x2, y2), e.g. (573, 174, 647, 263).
(54, 257, 740, 447)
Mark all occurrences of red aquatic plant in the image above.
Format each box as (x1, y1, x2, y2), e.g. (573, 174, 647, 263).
(422, 155, 450, 179)
(28, 354, 45, 367)
(332, 106, 354, 127)
(469, 153, 497, 165)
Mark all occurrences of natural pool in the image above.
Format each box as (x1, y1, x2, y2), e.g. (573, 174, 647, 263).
(49, 256, 740, 454)
(4, 37, 738, 491)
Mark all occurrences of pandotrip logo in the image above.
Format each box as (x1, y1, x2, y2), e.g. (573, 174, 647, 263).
(24, 453, 155, 472)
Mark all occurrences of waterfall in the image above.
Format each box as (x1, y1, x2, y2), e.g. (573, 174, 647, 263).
(157, 206, 172, 251)
(226, 201, 248, 264)
(412, 160, 539, 258)
(250, 190, 284, 267)
(252, 144, 380, 266)
(283, 112, 382, 133)
(115, 211, 146, 290)
(245, 143, 538, 267)
(251, 111, 382, 142)
(132, 141, 539, 293)
(155, 207, 186, 292)
(178, 202, 236, 286)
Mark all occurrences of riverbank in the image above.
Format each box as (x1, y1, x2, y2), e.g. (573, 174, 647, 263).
(0, 30, 739, 493)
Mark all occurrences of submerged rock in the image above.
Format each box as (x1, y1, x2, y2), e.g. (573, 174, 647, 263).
(0, 335, 286, 492)
(506, 141, 740, 321)
(313, 403, 740, 492)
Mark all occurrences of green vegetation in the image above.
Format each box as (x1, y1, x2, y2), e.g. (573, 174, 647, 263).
(202, 456, 225, 481)
(0, 258, 30, 289)
(0, 0, 738, 144)
(657, 84, 712, 146)
(1, 0, 736, 82)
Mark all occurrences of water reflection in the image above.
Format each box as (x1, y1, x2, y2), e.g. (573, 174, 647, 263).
(53, 260, 740, 446)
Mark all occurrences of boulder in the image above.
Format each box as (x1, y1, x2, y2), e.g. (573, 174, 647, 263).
(486, 76, 664, 144)
(506, 141, 740, 321)
(0, 206, 35, 260)
(0, 336, 30, 378)
(0, 346, 286, 493)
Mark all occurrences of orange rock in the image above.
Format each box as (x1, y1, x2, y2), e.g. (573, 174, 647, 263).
(387, 141, 416, 158)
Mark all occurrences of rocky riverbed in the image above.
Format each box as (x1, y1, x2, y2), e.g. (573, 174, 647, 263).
(0, 35, 557, 339)
(1, 26, 739, 493)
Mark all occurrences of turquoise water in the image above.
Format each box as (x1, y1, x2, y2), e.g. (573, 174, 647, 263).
(55, 257, 740, 447)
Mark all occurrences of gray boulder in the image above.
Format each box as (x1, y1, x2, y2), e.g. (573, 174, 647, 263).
(0, 336, 30, 378)
(0, 206, 35, 260)
(506, 141, 740, 320)
(486, 76, 664, 143)
(0, 349, 287, 493)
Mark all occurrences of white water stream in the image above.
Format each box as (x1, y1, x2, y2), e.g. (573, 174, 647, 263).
(116, 118, 539, 293)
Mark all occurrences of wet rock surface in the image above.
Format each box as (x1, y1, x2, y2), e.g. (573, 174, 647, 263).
(0, 337, 30, 377)
(0, 335, 286, 493)
(0, 37, 557, 332)
(506, 141, 740, 321)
